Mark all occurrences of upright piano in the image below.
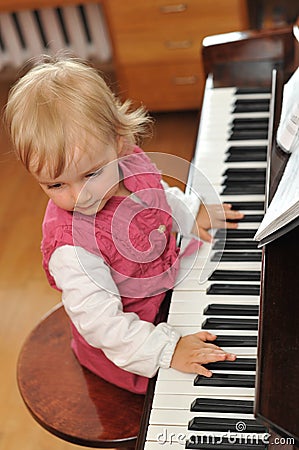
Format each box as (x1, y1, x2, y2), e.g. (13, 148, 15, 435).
(136, 25, 299, 450)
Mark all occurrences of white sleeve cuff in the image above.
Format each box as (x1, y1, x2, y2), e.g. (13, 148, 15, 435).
(161, 180, 201, 235)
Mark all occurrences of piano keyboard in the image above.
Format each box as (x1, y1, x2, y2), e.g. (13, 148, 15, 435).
(143, 85, 272, 449)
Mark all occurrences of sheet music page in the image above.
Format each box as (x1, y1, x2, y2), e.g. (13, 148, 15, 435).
(254, 147, 299, 244)
(255, 67, 299, 246)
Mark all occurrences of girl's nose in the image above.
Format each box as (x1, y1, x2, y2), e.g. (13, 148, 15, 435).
(72, 183, 92, 206)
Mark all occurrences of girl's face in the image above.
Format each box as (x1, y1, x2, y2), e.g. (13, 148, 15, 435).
(35, 137, 125, 215)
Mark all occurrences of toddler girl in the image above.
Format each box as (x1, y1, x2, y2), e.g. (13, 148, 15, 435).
(5, 56, 240, 394)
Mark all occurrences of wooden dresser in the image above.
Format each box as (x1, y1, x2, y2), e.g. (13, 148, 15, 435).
(103, 0, 249, 111)
(0, 0, 249, 111)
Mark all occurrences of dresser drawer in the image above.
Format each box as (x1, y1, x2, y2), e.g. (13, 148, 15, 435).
(105, 0, 248, 64)
(118, 61, 205, 111)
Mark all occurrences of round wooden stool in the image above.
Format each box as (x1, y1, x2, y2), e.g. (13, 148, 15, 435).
(17, 304, 145, 448)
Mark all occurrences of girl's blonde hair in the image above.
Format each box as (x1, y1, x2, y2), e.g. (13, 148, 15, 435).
(4, 55, 152, 178)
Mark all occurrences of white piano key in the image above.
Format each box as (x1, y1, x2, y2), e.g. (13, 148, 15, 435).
(231, 222, 261, 229)
(222, 348, 257, 356)
(0, 13, 28, 67)
(175, 277, 261, 292)
(152, 393, 254, 410)
(170, 291, 259, 304)
(176, 268, 261, 284)
(194, 160, 266, 175)
(169, 300, 259, 314)
(146, 424, 266, 443)
(39, 8, 67, 52)
(178, 257, 262, 271)
(145, 425, 189, 444)
(146, 425, 189, 444)
(157, 367, 256, 382)
(194, 139, 268, 153)
(84, 3, 112, 62)
(178, 268, 260, 284)
(218, 194, 265, 203)
(145, 442, 183, 450)
(154, 379, 255, 397)
(17, 10, 45, 58)
(149, 408, 256, 425)
(172, 326, 258, 337)
(62, 5, 90, 59)
(168, 313, 258, 327)
(195, 139, 268, 150)
(191, 168, 266, 192)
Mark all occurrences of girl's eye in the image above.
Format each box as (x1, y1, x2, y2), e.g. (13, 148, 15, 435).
(86, 168, 103, 178)
(47, 183, 63, 190)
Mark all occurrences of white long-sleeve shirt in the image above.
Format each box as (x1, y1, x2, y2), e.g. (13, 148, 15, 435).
(48, 181, 201, 378)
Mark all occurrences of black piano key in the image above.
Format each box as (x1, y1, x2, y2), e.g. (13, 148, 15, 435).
(234, 98, 270, 105)
(225, 145, 267, 163)
(231, 117, 269, 130)
(222, 184, 265, 195)
(212, 240, 259, 250)
(223, 181, 265, 191)
(190, 397, 254, 414)
(235, 87, 271, 94)
(211, 252, 262, 262)
(224, 176, 266, 185)
(206, 284, 260, 296)
(208, 270, 261, 282)
(223, 168, 266, 180)
(202, 317, 258, 330)
(227, 214, 263, 223)
(214, 229, 257, 239)
(188, 417, 265, 433)
(229, 130, 269, 140)
(233, 98, 270, 113)
(227, 145, 267, 154)
(230, 201, 264, 211)
(226, 152, 267, 162)
(194, 373, 255, 387)
(203, 358, 256, 371)
(186, 435, 266, 449)
(213, 335, 257, 347)
(244, 214, 264, 223)
(204, 303, 259, 316)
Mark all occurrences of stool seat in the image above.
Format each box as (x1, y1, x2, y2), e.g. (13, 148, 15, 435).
(17, 304, 145, 448)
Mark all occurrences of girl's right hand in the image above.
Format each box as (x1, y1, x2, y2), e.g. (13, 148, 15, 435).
(170, 331, 236, 377)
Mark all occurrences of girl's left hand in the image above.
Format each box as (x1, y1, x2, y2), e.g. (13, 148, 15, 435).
(193, 203, 244, 242)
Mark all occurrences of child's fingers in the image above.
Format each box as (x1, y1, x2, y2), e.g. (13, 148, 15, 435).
(193, 364, 213, 378)
(200, 344, 237, 360)
(224, 353, 237, 361)
(194, 347, 237, 364)
(192, 351, 237, 377)
(225, 221, 239, 229)
(198, 227, 213, 242)
(196, 331, 217, 341)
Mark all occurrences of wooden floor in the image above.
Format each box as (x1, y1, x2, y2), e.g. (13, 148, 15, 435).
(0, 79, 199, 450)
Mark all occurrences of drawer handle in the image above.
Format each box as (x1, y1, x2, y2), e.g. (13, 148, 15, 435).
(165, 40, 193, 49)
(160, 3, 187, 13)
(173, 75, 198, 85)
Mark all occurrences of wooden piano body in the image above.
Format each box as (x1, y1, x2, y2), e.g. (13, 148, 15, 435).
(137, 25, 299, 450)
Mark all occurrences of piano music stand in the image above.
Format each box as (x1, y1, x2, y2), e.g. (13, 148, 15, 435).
(17, 304, 144, 449)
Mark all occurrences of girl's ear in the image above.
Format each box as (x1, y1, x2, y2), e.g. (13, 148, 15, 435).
(116, 135, 125, 156)
(116, 135, 133, 157)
